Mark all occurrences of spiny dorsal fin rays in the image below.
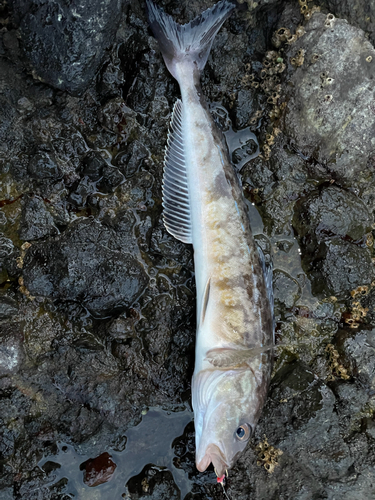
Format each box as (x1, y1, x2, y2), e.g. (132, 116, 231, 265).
(162, 99, 193, 244)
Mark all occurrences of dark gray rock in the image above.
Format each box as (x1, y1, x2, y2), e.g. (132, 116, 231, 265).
(115, 140, 150, 179)
(294, 185, 372, 248)
(313, 238, 373, 298)
(283, 12, 375, 189)
(9, 0, 122, 95)
(342, 329, 375, 391)
(228, 362, 355, 500)
(325, 0, 375, 46)
(19, 195, 56, 240)
(22, 218, 149, 317)
(293, 185, 373, 298)
(273, 269, 301, 311)
(0, 295, 19, 320)
(0, 323, 24, 375)
(127, 465, 180, 500)
(27, 152, 62, 181)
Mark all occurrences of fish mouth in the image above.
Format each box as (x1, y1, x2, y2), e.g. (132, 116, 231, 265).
(196, 443, 228, 476)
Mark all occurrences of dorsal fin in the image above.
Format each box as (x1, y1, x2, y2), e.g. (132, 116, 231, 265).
(162, 99, 192, 244)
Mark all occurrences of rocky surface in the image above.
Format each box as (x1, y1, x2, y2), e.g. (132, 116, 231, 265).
(1, 0, 375, 499)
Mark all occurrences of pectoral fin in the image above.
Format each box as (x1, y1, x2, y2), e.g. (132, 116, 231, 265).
(199, 277, 211, 327)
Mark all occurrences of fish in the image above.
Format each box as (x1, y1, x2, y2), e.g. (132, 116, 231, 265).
(146, 0, 274, 477)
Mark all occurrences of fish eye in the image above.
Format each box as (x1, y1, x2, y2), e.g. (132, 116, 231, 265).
(235, 423, 251, 441)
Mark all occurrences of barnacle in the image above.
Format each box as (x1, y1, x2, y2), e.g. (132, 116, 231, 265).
(272, 27, 291, 47)
(17, 241, 32, 269)
(311, 53, 319, 63)
(287, 34, 298, 44)
(291, 49, 305, 67)
(256, 436, 283, 474)
(269, 107, 280, 119)
(295, 26, 305, 38)
(241, 74, 255, 87)
(324, 94, 333, 102)
(350, 285, 369, 298)
(262, 144, 271, 160)
(18, 276, 35, 301)
(325, 13, 335, 28)
(366, 233, 374, 247)
(275, 62, 286, 73)
(366, 56, 373, 63)
(267, 95, 278, 104)
(298, 0, 320, 20)
(266, 133, 274, 145)
(265, 50, 278, 61)
(249, 109, 262, 125)
(325, 344, 350, 380)
(346, 285, 370, 328)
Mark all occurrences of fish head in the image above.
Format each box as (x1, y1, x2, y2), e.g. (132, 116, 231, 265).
(193, 365, 268, 476)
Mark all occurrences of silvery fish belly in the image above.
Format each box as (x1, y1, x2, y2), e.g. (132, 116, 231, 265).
(146, 0, 274, 476)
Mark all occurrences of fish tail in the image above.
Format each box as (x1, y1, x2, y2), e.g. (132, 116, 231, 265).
(146, 0, 236, 81)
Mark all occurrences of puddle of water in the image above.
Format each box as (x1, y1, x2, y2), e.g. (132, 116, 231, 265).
(38, 407, 193, 499)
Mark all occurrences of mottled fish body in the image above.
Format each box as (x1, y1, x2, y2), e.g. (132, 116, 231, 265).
(146, 0, 274, 475)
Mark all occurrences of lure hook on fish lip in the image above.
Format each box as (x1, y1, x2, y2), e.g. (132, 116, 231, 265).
(217, 470, 231, 500)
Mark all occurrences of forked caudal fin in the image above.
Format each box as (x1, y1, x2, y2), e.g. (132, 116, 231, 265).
(146, 0, 236, 80)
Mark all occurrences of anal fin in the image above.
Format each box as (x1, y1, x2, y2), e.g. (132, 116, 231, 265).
(162, 99, 192, 244)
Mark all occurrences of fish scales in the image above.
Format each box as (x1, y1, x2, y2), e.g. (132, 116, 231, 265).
(146, 0, 274, 477)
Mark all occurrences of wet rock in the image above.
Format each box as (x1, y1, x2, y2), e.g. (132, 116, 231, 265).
(127, 464, 180, 500)
(292, 185, 373, 298)
(0, 323, 24, 375)
(82, 152, 106, 181)
(244, 142, 308, 234)
(313, 238, 373, 298)
(81, 452, 117, 487)
(98, 97, 138, 136)
(19, 195, 56, 240)
(0, 234, 14, 264)
(9, 0, 122, 95)
(0, 295, 18, 319)
(341, 328, 375, 391)
(96, 165, 124, 194)
(22, 218, 148, 317)
(273, 269, 301, 311)
(283, 12, 375, 189)
(230, 362, 355, 499)
(68, 152, 124, 207)
(294, 185, 372, 250)
(27, 152, 62, 181)
(326, 0, 375, 46)
(115, 140, 150, 178)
